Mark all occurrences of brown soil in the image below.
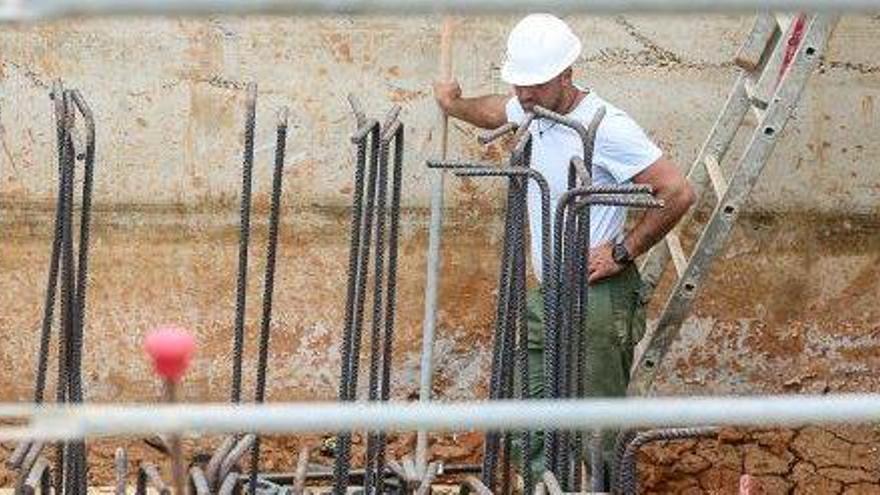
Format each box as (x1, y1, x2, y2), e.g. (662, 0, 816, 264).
(0, 431, 485, 488)
(3, 208, 880, 493)
(638, 426, 880, 494)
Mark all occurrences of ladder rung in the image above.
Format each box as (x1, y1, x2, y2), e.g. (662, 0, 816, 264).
(744, 77, 767, 108)
(750, 104, 766, 123)
(733, 12, 777, 72)
(665, 233, 688, 279)
(749, 13, 810, 112)
(630, 14, 838, 398)
(743, 78, 768, 124)
(703, 154, 728, 198)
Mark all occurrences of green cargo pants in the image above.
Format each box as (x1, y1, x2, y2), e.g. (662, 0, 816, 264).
(521, 262, 647, 482)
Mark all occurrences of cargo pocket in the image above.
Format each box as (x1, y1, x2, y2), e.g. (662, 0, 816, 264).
(587, 279, 628, 397)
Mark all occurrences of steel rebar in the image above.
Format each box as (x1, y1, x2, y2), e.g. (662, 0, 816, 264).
(373, 119, 405, 495)
(333, 93, 381, 494)
(21, 457, 51, 495)
(363, 107, 399, 495)
(59, 89, 80, 495)
(230, 82, 257, 404)
(248, 107, 289, 495)
(49, 80, 69, 495)
(438, 158, 551, 495)
(190, 466, 211, 495)
(615, 427, 719, 495)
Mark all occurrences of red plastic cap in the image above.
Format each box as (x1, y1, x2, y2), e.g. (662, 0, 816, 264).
(144, 326, 196, 382)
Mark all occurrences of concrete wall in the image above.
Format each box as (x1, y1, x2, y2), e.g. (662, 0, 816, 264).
(1, 14, 879, 406)
(2, 15, 879, 213)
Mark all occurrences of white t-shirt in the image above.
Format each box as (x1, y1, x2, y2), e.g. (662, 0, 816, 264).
(505, 90, 662, 282)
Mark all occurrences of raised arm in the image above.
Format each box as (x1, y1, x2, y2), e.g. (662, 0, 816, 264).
(433, 79, 510, 130)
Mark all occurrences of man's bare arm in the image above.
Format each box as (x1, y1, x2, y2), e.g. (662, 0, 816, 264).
(433, 80, 509, 130)
(624, 156, 696, 258)
(588, 156, 695, 283)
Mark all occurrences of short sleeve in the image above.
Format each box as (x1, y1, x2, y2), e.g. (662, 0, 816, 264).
(594, 112, 663, 184)
(505, 97, 526, 125)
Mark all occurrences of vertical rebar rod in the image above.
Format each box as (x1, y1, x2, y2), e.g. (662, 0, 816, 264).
(333, 109, 374, 494)
(68, 90, 95, 495)
(436, 159, 550, 495)
(49, 80, 68, 495)
(248, 108, 288, 495)
(34, 88, 68, 405)
(69, 90, 95, 408)
(480, 178, 518, 491)
(59, 90, 78, 495)
(501, 174, 526, 495)
(544, 190, 569, 473)
(571, 205, 589, 493)
(345, 123, 381, 403)
(334, 113, 381, 495)
(230, 82, 257, 404)
(374, 121, 405, 495)
(364, 116, 393, 495)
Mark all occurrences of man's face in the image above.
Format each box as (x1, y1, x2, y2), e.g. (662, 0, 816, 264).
(514, 71, 567, 113)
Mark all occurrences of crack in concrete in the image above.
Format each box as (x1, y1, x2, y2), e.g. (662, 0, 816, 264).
(821, 60, 880, 75)
(582, 48, 733, 71)
(615, 15, 683, 65)
(201, 74, 247, 91)
(1, 61, 50, 89)
(579, 17, 736, 71)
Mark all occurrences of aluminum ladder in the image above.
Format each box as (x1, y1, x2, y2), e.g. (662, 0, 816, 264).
(629, 12, 838, 395)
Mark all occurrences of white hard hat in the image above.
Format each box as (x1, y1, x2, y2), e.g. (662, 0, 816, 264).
(501, 14, 582, 86)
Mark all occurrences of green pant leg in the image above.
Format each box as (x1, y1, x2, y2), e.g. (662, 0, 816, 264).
(584, 264, 646, 480)
(520, 266, 646, 482)
(525, 286, 547, 479)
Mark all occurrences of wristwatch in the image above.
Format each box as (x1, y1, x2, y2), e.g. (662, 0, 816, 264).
(612, 240, 633, 265)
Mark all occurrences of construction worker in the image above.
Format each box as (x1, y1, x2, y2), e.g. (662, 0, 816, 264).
(433, 13, 696, 483)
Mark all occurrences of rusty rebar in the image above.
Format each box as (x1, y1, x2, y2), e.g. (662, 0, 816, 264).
(248, 106, 289, 495)
(372, 118, 405, 495)
(230, 82, 257, 404)
(363, 106, 399, 495)
(615, 427, 719, 495)
(433, 155, 550, 495)
(333, 94, 381, 494)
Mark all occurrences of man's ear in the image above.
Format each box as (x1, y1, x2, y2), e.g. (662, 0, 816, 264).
(559, 67, 573, 86)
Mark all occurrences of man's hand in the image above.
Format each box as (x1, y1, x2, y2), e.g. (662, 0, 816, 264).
(433, 79, 462, 115)
(430, 81, 508, 129)
(588, 241, 625, 284)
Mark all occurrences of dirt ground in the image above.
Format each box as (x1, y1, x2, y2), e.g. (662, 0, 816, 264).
(639, 426, 880, 494)
(2, 205, 880, 493)
(4, 425, 880, 493)
(0, 431, 485, 488)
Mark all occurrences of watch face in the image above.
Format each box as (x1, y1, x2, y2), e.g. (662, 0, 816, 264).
(613, 243, 629, 263)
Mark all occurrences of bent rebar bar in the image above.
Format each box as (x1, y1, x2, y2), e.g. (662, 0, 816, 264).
(614, 427, 719, 495)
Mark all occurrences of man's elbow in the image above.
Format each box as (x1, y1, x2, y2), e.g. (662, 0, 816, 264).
(679, 180, 696, 211)
(662, 178, 695, 219)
